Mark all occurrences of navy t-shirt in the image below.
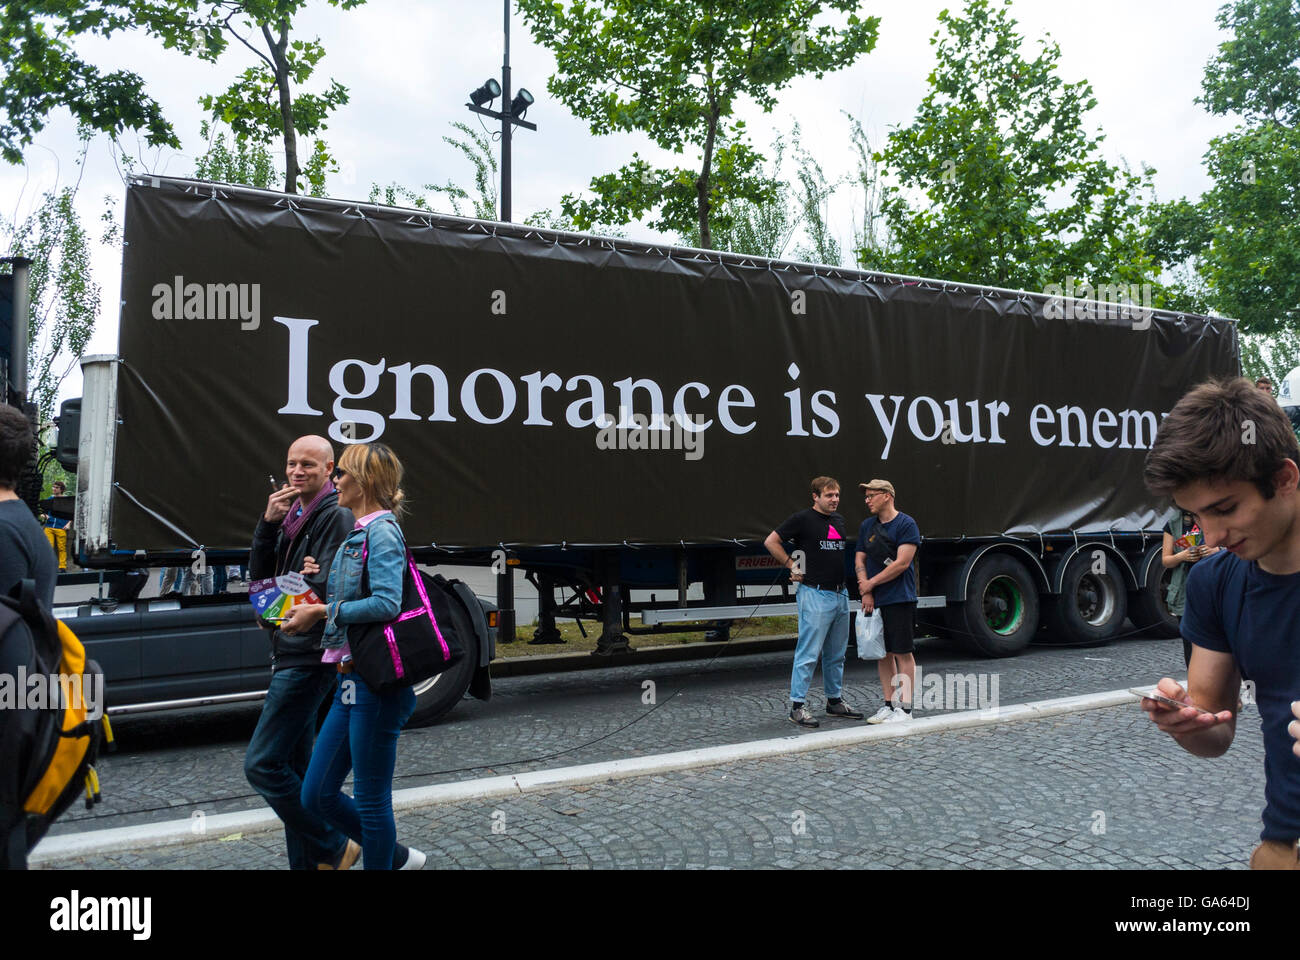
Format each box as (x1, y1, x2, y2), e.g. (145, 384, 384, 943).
(0, 499, 56, 609)
(1182, 550, 1300, 842)
(856, 512, 921, 606)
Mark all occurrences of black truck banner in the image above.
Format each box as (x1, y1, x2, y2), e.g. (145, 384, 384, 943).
(111, 177, 1238, 551)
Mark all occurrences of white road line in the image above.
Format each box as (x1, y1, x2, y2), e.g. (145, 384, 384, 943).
(31, 685, 1142, 864)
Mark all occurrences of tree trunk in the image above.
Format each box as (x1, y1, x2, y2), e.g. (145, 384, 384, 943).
(263, 21, 299, 194)
(697, 106, 720, 249)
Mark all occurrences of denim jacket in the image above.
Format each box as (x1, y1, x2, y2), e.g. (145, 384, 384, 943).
(321, 513, 406, 649)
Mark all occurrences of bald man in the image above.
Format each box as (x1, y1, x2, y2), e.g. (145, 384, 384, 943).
(245, 436, 358, 869)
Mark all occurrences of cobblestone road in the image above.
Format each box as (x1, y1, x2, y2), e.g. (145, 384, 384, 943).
(42, 702, 1266, 869)
(45, 631, 1211, 838)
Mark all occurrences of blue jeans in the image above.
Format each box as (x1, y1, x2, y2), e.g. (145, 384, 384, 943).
(789, 585, 849, 703)
(243, 666, 347, 870)
(301, 674, 416, 870)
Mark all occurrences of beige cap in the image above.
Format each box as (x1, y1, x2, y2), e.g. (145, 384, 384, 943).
(858, 479, 895, 496)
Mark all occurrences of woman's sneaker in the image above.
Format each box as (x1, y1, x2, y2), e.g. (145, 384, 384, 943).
(866, 705, 894, 724)
(881, 706, 913, 724)
(393, 843, 427, 870)
(788, 704, 820, 728)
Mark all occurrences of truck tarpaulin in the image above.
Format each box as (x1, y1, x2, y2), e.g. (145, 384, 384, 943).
(110, 177, 1238, 552)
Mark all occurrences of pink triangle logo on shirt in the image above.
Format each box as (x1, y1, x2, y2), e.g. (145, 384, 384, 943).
(827, 525, 842, 540)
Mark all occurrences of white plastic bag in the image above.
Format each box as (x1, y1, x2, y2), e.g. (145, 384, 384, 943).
(855, 608, 885, 660)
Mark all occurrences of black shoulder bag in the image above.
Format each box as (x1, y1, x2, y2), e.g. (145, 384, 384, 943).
(346, 523, 466, 695)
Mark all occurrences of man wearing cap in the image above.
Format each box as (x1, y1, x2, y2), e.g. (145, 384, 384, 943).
(764, 476, 865, 728)
(856, 480, 922, 724)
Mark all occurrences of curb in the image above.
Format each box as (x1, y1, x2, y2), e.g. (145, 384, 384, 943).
(31, 685, 1142, 865)
(489, 634, 797, 677)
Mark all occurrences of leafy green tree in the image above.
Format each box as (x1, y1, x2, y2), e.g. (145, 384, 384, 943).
(516, 0, 880, 248)
(186, 0, 364, 193)
(1240, 327, 1300, 390)
(0, 2, 179, 163)
(868, 0, 1160, 293)
(845, 113, 895, 271)
(367, 122, 497, 218)
(1190, 0, 1300, 334)
(677, 123, 841, 264)
(1, 2, 362, 194)
(1, 137, 100, 423)
(194, 119, 277, 189)
(425, 122, 498, 220)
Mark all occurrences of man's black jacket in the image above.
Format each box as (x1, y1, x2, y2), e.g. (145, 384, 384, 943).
(249, 490, 353, 670)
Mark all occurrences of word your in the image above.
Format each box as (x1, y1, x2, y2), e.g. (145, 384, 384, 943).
(1043, 280, 1154, 326)
(889, 664, 1000, 715)
(152, 275, 261, 330)
(50, 891, 151, 940)
(596, 408, 705, 461)
(0, 668, 103, 720)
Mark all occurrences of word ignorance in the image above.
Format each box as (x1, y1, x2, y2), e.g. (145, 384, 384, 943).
(274, 318, 1166, 456)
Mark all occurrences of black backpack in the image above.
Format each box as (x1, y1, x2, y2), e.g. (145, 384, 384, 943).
(0, 580, 109, 869)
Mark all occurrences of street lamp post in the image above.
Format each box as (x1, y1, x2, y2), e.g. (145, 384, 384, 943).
(465, 0, 537, 223)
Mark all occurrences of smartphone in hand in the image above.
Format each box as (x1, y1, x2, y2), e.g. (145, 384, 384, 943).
(1130, 687, 1212, 714)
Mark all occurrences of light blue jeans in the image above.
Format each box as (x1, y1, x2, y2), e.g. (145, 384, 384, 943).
(789, 585, 849, 704)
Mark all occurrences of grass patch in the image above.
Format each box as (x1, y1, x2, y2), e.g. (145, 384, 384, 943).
(496, 615, 799, 658)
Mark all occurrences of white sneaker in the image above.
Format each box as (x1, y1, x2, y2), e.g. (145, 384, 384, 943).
(400, 845, 427, 870)
(866, 706, 894, 724)
(882, 706, 912, 724)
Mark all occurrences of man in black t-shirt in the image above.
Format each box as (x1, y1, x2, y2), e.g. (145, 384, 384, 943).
(764, 476, 864, 728)
(0, 405, 55, 608)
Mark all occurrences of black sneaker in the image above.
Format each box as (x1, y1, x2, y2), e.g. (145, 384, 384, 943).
(825, 700, 865, 720)
(788, 704, 820, 728)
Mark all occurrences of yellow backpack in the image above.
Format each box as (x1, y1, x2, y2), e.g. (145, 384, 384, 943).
(0, 580, 113, 868)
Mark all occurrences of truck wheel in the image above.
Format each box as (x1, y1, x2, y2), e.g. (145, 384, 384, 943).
(406, 639, 477, 728)
(952, 554, 1040, 658)
(1129, 566, 1179, 638)
(1045, 553, 1129, 645)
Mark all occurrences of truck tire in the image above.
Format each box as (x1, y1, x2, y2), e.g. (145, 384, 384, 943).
(1129, 565, 1179, 638)
(950, 554, 1040, 658)
(406, 644, 477, 728)
(1045, 553, 1129, 646)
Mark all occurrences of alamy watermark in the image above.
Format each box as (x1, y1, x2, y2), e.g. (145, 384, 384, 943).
(595, 406, 705, 461)
(0, 668, 103, 720)
(888, 664, 1000, 716)
(1043, 279, 1154, 328)
(152, 275, 261, 330)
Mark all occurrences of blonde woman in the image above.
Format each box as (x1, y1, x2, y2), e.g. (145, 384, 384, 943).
(282, 442, 424, 870)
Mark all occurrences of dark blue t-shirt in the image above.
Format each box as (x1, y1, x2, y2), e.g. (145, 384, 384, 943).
(856, 512, 920, 606)
(1182, 550, 1300, 842)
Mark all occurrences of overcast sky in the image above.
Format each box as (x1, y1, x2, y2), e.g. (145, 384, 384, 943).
(2, 0, 1237, 399)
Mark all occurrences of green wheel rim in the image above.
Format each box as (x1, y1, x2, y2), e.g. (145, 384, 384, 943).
(984, 575, 1025, 636)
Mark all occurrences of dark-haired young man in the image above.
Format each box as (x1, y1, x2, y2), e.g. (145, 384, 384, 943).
(1141, 377, 1300, 869)
(0, 405, 54, 608)
(765, 477, 864, 728)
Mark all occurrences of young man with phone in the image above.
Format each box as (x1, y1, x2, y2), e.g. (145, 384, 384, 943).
(1141, 378, 1300, 870)
(246, 435, 358, 869)
(765, 477, 864, 728)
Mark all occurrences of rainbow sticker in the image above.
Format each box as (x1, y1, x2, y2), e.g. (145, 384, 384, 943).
(250, 571, 322, 622)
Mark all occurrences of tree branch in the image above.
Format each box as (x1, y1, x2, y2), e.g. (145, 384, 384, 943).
(223, 10, 277, 73)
